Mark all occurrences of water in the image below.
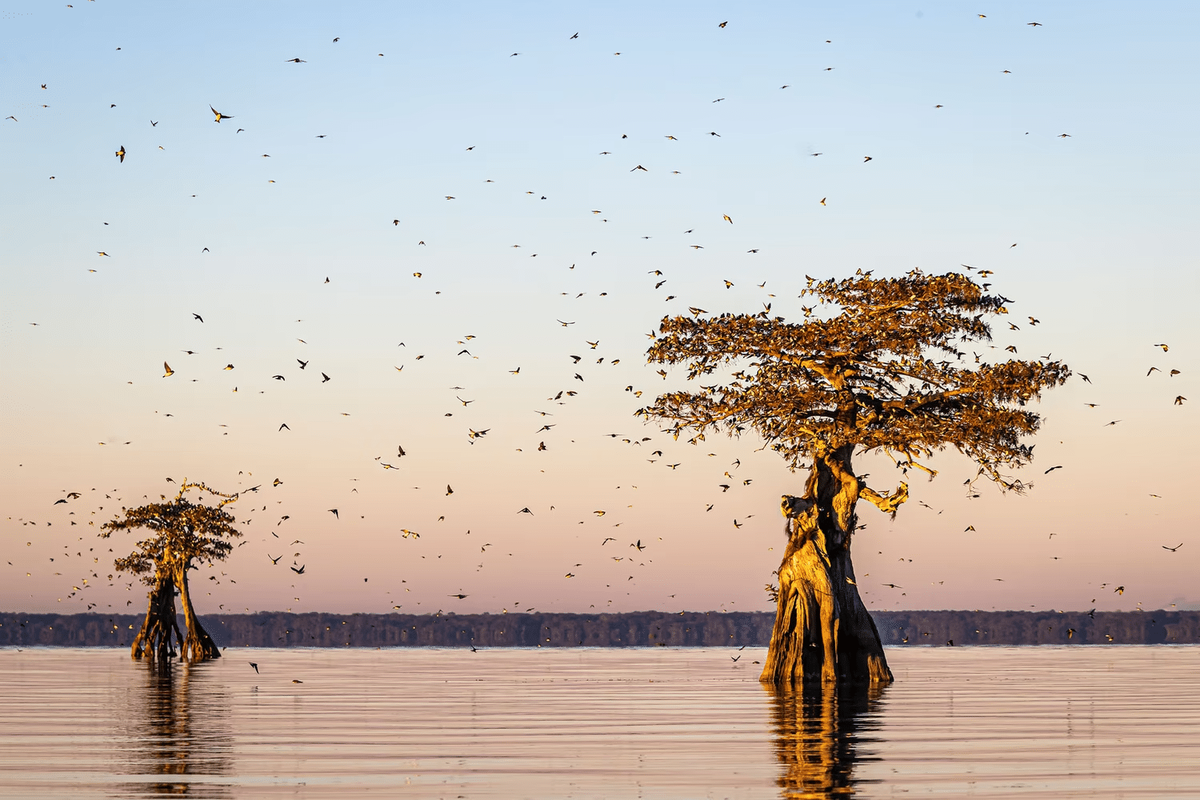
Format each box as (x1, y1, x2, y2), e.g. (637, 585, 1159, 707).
(0, 646, 1197, 799)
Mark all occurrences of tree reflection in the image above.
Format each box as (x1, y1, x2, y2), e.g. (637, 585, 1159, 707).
(113, 660, 233, 797)
(766, 681, 885, 799)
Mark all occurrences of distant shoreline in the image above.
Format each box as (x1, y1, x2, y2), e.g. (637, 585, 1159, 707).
(3, 610, 1198, 648)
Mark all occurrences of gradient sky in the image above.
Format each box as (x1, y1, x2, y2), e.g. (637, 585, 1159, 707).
(3, 1, 1198, 618)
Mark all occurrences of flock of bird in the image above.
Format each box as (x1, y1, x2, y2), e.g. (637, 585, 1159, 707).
(5, 10, 1192, 625)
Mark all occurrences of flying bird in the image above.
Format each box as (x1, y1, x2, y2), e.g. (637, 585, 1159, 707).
(115, 145, 125, 163)
(328, 509, 338, 518)
(210, 105, 233, 123)
(163, 362, 174, 378)
(1162, 543, 1183, 552)
(284, 57, 306, 63)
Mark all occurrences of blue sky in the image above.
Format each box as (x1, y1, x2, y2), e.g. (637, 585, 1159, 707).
(3, 1, 1198, 617)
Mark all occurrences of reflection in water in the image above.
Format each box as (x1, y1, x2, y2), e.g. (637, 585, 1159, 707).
(113, 660, 233, 797)
(767, 682, 885, 799)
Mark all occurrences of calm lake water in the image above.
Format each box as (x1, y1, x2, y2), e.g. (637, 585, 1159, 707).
(0, 646, 1197, 799)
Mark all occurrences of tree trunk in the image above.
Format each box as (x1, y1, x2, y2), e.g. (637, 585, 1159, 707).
(760, 446, 893, 686)
(130, 571, 184, 663)
(174, 564, 221, 661)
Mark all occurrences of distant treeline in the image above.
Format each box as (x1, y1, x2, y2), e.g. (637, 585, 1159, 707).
(3, 610, 1199, 649)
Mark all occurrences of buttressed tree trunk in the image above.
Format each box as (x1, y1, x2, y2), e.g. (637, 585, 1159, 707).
(130, 571, 184, 662)
(760, 445, 901, 686)
(174, 562, 221, 661)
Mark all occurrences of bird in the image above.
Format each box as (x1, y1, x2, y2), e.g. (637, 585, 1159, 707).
(1162, 543, 1183, 552)
(278, 423, 290, 431)
(269, 555, 282, 564)
(1044, 465, 1064, 474)
(723, 214, 733, 224)
(718, 20, 727, 28)
(210, 105, 233, 123)
(163, 362, 174, 378)
(863, 156, 873, 162)
(449, 593, 468, 599)
(115, 145, 125, 163)
(328, 509, 338, 518)
(517, 507, 534, 515)
(820, 197, 826, 206)
(284, 57, 306, 63)
(192, 313, 203, 323)
(1027, 21, 1043, 27)
(321, 372, 330, 383)
(570, 32, 578, 39)
(1175, 396, 1187, 405)
(631, 165, 648, 172)
(1155, 343, 1170, 352)
(249, 662, 259, 673)
(291, 565, 305, 575)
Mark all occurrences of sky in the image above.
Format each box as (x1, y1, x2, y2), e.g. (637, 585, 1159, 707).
(3, 1, 1198, 618)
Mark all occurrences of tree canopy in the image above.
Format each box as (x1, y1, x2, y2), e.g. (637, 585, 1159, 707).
(101, 481, 241, 581)
(638, 269, 1070, 493)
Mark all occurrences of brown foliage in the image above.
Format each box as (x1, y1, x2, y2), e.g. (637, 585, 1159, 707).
(100, 481, 241, 582)
(639, 269, 1070, 492)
